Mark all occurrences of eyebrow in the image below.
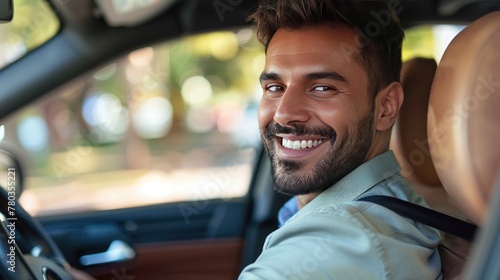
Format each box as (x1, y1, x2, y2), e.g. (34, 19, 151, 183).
(304, 72, 347, 83)
(259, 71, 348, 84)
(259, 72, 280, 84)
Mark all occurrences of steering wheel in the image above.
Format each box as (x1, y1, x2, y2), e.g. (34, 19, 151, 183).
(0, 187, 73, 280)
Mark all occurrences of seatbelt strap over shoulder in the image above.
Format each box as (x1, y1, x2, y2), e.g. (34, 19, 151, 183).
(357, 195, 478, 241)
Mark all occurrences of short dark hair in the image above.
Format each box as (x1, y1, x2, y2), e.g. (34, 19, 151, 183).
(249, 0, 404, 98)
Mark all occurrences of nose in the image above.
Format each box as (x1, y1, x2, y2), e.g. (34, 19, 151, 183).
(274, 88, 310, 126)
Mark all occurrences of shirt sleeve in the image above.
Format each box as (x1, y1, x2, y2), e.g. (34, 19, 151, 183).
(239, 204, 441, 280)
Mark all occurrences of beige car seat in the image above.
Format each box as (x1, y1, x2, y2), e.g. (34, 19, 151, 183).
(391, 11, 500, 279)
(427, 11, 500, 226)
(391, 57, 465, 219)
(427, 11, 500, 279)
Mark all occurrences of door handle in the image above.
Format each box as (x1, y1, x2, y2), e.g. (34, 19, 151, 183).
(79, 240, 135, 266)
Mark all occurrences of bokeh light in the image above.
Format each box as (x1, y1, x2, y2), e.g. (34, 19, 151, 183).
(210, 33, 239, 61)
(181, 75, 213, 107)
(132, 97, 173, 139)
(82, 93, 129, 142)
(17, 116, 49, 152)
(93, 63, 116, 81)
(0, 125, 4, 142)
(128, 47, 155, 67)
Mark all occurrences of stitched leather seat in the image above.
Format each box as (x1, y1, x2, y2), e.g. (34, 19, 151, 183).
(427, 11, 500, 279)
(428, 11, 500, 226)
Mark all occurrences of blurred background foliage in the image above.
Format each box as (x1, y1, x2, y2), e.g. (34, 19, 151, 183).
(402, 24, 465, 63)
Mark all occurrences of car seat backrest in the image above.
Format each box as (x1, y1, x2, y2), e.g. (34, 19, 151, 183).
(427, 11, 500, 226)
(391, 57, 465, 219)
(391, 57, 472, 280)
(427, 10, 500, 279)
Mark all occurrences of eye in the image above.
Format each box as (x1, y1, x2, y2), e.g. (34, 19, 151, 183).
(307, 85, 341, 98)
(311, 85, 336, 92)
(265, 85, 285, 92)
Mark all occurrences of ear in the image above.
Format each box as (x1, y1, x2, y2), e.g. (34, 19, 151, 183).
(374, 81, 404, 132)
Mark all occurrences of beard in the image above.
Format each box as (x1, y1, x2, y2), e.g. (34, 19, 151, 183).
(262, 110, 374, 196)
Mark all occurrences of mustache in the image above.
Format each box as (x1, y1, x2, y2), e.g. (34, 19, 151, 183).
(265, 123, 337, 141)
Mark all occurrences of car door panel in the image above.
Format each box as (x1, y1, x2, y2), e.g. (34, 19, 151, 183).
(38, 199, 249, 278)
(118, 238, 243, 280)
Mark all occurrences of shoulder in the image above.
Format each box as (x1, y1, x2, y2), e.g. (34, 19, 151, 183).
(240, 202, 441, 280)
(270, 202, 400, 249)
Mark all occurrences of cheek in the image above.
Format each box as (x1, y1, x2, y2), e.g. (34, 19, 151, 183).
(315, 105, 353, 138)
(315, 105, 344, 127)
(258, 98, 276, 129)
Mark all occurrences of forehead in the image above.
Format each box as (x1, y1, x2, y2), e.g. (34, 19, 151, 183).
(265, 25, 365, 79)
(267, 25, 359, 60)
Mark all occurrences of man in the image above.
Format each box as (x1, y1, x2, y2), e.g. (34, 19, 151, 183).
(239, 0, 442, 279)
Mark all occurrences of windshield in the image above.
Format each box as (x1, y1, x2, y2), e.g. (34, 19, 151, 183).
(0, 0, 60, 69)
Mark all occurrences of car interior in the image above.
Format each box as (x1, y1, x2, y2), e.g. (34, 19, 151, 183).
(0, 0, 499, 279)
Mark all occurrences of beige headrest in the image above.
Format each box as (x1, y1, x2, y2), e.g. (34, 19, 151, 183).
(428, 12, 500, 224)
(392, 58, 440, 186)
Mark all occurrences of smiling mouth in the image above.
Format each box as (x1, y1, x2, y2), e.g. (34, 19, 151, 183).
(280, 137, 325, 150)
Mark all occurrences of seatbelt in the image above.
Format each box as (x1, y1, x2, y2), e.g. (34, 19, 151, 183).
(357, 195, 478, 241)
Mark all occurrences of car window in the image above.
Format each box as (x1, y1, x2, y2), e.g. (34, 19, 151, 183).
(0, 0, 60, 69)
(402, 24, 465, 62)
(0, 28, 264, 216)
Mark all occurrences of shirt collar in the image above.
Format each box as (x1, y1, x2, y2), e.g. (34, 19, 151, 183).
(281, 151, 401, 224)
(278, 197, 299, 227)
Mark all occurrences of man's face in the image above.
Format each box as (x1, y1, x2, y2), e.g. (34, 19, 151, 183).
(259, 25, 376, 196)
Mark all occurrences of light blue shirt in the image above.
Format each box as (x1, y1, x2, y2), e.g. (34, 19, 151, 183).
(240, 151, 442, 280)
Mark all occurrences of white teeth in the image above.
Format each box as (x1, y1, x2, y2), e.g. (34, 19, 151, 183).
(300, 140, 307, 149)
(293, 141, 301, 149)
(282, 139, 294, 149)
(281, 138, 325, 150)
